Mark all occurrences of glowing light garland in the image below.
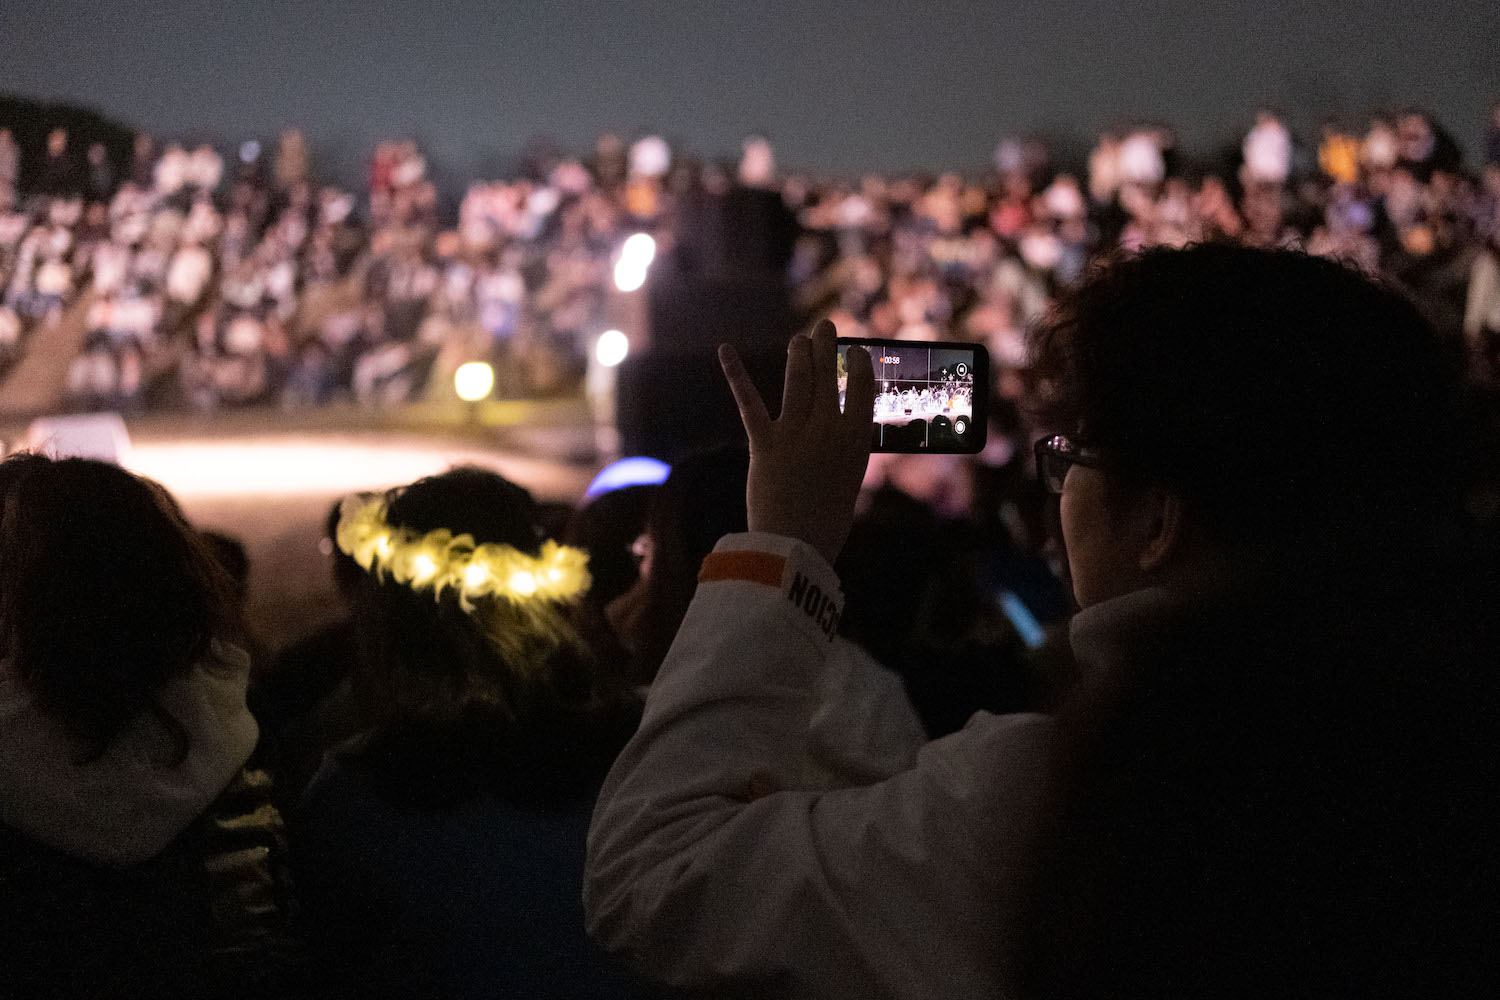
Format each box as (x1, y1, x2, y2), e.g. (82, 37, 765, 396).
(336, 496, 591, 610)
(335, 495, 593, 670)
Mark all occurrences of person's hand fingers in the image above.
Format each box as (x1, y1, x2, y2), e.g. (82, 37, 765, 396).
(779, 334, 814, 428)
(842, 343, 876, 429)
(808, 318, 839, 417)
(719, 343, 772, 444)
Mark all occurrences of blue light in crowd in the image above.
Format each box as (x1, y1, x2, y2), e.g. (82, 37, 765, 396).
(998, 590, 1046, 649)
(585, 457, 671, 498)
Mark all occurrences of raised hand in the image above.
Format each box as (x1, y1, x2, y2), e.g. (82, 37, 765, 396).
(718, 318, 875, 566)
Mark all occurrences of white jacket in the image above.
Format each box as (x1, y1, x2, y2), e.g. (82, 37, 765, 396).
(585, 532, 1052, 999)
(0, 639, 259, 867)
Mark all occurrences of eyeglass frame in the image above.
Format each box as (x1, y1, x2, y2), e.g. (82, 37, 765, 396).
(1033, 434, 1112, 494)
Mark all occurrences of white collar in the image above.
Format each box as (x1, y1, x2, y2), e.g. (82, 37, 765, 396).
(0, 640, 259, 868)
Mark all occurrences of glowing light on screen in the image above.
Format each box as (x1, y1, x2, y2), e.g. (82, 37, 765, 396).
(595, 329, 629, 367)
(585, 456, 670, 498)
(453, 361, 495, 402)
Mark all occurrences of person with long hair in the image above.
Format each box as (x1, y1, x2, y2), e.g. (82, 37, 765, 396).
(293, 466, 644, 999)
(0, 453, 298, 999)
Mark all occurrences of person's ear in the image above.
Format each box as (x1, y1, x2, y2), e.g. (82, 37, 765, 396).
(1136, 486, 1185, 574)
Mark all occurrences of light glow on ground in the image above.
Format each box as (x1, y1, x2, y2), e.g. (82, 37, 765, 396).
(124, 432, 592, 500)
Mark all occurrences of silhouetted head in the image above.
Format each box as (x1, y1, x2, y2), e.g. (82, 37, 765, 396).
(0, 454, 234, 756)
(1027, 243, 1473, 606)
(565, 484, 657, 607)
(344, 467, 633, 808)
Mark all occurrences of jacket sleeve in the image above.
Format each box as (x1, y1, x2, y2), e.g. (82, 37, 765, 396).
(584, 532, 1051, 999)
(805, 639, 928, 787)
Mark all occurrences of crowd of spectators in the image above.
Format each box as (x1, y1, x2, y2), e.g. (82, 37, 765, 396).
(4, 240, 1497, 997)
(3, 106, 1499, 413)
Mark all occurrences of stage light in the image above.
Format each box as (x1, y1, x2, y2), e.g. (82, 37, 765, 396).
(614, 259, 646, 292)
(454, 361, 494, 402)
(613, 233, 655, 291)
(621, 232, 656, 268)
(585, 456, 671, 498)
(508, 570, 538, 596)
(596, 329, 629, 368)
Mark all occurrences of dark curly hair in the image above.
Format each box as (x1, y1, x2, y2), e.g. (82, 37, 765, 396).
(1026, 243, 1474, 546)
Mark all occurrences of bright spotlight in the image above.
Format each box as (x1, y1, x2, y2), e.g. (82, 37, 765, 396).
(453, 361, 494, 402)
(614, 233, 656, 291)
(596, 329, 629, 367)
(614, 259, 646, 292)
(621, 232, 656, 267)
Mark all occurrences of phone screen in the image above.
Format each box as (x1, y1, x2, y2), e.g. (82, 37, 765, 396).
(837, 338, 988, 453)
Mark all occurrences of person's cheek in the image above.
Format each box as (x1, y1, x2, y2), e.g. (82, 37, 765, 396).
(1059, 478, 1087, 599)
(1059, 464, 1086, 552)
(1060, 467, 1110, 608)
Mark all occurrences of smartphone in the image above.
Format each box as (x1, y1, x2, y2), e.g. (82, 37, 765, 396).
(837, 337, 989, 454)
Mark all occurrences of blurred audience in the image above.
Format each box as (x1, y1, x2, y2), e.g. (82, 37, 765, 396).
(3, 108, 1500, 407)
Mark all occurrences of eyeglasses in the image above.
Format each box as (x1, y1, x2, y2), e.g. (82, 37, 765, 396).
(1034, 434, 1109, 494)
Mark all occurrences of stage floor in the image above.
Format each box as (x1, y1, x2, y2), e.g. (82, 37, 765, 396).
(124, 422, 600, 655)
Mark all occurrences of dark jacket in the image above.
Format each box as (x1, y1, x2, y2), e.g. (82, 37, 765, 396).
(1, 767, 302, 1000)
(1021, 548, 1500, 998)
(294, 714, 648, 1000)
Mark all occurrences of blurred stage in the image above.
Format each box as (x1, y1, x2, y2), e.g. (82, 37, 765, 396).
(78, 407, 602, 655)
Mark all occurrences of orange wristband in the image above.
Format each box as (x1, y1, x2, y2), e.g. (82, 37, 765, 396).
(698, 550, 786, 588)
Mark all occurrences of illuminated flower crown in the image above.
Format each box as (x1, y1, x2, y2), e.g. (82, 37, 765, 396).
(335, 494, 592, 669)
(336, 495, 591, 608)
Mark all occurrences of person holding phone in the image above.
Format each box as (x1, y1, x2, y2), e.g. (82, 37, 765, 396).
(585, 246, 1495, 998)
(585, 319, 1051, 999)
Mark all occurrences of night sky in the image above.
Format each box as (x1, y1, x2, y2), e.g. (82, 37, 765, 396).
(4, 0, 1496, 180)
